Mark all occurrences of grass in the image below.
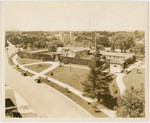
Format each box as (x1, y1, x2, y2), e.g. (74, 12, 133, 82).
(24, 63, 52, 73)
(8, 53, 16, 66)
(45, 66, 89, 92)
(16, 57, 43, 65)
(63, 63, 89, 68)
(8, 58, 15, 66)
(39, 77, 108, 118)
(123, 68, 145, 89)
(14, 67, 34, 77)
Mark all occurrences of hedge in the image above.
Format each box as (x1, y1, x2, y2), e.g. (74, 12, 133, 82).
(61, 56, 91, 66)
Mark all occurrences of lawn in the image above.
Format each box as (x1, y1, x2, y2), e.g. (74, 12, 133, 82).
(45, 66, 89, 92)
(25, 63, 52, 73)
(8, 58, 15, 66)
(8, 53, 16, 66)
(123, 68, 145, 89)
(39, 77, 108, 118)
(16, 57, 43, 65)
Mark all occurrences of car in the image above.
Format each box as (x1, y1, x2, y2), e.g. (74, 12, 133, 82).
(21, 72, 27, 76)
(35, 78, 41, 83)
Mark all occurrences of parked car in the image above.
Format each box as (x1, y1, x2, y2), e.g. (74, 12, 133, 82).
(21, 72, 27, 76)
(35, 78, 41, 83)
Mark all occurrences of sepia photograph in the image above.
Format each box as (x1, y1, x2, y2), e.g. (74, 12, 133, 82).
(1, 1, 149, 122)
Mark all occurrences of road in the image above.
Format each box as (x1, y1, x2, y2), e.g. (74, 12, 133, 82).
(5, 44, 93, 118)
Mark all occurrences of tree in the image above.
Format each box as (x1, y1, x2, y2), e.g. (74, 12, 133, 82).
(116, 84, 145, 118)
(48, 40, 63, 52)
(97, 36, 110, 47)
(134, 30, 145, 41)
(111, 32, 135, 53)
(82, 51, 112, 102)
(133, 43, 145, 55)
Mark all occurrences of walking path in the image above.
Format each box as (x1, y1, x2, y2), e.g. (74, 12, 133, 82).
(115, 73, 126, 95)
(12, 54, 116, 118)
(113, 60, 143, 95)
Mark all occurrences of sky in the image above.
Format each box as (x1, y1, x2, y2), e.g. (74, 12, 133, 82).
(2, 1, 148, 31)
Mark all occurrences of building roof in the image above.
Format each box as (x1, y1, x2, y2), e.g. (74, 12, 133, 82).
(110, 59, 125, 64)
(62, 47, 90, 53)
(100, 51, 134, 59)
(27, 49, 49, 53)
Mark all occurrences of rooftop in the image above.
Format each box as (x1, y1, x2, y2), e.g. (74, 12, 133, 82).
(27, 49, 49, 54)
(110, 59, 125, 64)
(100, 51, 134, 59)
(63, 47, 90, 53)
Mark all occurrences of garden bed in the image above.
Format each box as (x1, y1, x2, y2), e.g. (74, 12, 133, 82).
(39, 77, 108, 118)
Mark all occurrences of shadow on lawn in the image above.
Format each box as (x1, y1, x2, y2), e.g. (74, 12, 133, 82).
(101, 95, 117, 110)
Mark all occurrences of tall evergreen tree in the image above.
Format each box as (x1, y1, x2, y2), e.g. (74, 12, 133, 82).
(82, 51, 112, 102)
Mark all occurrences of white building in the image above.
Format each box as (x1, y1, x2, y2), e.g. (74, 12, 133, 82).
(60, 47, 90, 58)
(109, 59, 125, 73)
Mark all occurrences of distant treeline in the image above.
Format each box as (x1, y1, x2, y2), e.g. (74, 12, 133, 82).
(6, 30, 145, 55)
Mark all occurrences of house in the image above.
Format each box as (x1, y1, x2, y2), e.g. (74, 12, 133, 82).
(60, 47, 90, 58)
(109, 59, 125, 73)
